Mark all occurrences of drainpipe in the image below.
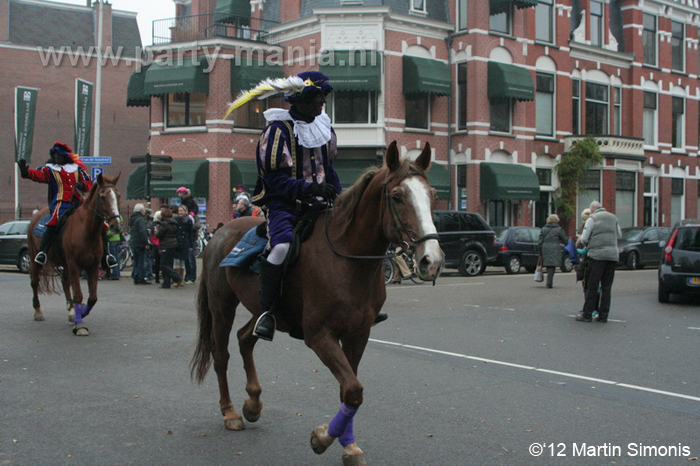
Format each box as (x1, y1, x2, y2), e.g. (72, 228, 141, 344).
(94, 0, 103, 157)
(444, 35, 454, 210)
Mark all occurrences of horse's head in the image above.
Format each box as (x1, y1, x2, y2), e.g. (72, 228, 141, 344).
(91, 172, 123, 234)
(381, 141, 444, 281)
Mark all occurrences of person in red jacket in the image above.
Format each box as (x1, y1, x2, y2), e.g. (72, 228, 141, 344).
(17, 142, 94, 266)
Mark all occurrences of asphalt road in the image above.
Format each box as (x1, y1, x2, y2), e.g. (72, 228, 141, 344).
(0, 264, 698, 466)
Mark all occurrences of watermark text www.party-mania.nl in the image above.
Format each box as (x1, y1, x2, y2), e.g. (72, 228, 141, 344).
(36, 43, 379, 74)
(528, 442, 694, 458)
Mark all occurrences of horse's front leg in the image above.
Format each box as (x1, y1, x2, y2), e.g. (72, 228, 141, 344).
(61, 275, 74, 322)
(67, 265, 88, 336)
(307, 332, 367, 466)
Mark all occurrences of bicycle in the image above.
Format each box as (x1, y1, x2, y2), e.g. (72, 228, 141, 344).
(382, 250, 425, 285)
(195, 225, 211, 258)
(118, 233, 132, 271)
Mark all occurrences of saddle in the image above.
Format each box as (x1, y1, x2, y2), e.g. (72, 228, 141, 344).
(220, 207, 326, 340)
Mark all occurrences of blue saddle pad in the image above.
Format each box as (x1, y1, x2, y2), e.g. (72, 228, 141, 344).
(219, 225, 267, 271)
(32, 215, 52, 238)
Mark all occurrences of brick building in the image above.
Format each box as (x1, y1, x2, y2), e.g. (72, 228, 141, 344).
(135, 0, 700, 232)
(0, 0, 149, 222)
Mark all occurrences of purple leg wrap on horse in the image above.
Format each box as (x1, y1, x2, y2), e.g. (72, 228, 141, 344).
(328, 403, 358, 447)
(82, 304, 93, 318)
(73, 303, 84, 323)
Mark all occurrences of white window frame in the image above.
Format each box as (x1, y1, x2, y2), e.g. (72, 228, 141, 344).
(643, 91, 657, 148)
(457, 0, 468, 31)
(671, 21, 685, 73)
(535, 72, 555, 136)
(643, 13, 657, 66)
(410, 0, 427, 14)
(672, 96, 685, 150)
(535, 0, 555, 44)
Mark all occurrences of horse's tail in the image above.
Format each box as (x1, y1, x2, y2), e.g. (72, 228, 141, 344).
(190, 268, 213, 384)
(36, 265, 62, 295)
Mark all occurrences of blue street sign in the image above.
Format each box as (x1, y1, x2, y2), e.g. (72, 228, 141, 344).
(91, 167, 104, 180)
(82, 156, 112, 165)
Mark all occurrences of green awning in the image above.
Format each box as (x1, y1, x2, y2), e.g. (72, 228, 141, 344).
(230, 159, 259, 197)
(490, 0, 537, 15)
(144, 61, 209, 96)
(426, 163, 450, 200)
(487, 61, 534, 101)
(127, 164, 147, 200)
(127, 65, 150, 107)
(151, 160, 210, 198)
(332, 160, 377, 190)
(215, 0, 250, 24)
(403, 56, 451, 96)
(231, 61, 284, 96)
(320, 51, 381, 91)
(480, 162, 540, 200)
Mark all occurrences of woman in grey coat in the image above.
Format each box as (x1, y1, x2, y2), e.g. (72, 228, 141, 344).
(538, 214, 568, 288)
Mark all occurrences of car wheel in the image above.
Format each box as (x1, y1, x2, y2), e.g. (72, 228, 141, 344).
(560, 255, 573, 273)
(626, 251, 638, 270)
(505, 255, 521, 274)
(658, 282, 671, 303)
(458, 250, 485, 277)
(17, 249, 30, 274)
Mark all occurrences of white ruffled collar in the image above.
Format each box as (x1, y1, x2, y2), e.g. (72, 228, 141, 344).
(45, 163, 79, 173)
(263, 108, 332, 148)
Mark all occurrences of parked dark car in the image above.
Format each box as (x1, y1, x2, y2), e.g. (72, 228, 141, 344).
(658, 220, 700, 303)
(432, 211, 498, 277)
(618, 226, 672, 270)
(489, 226, 573, 274)
(0, 220, 31, 274)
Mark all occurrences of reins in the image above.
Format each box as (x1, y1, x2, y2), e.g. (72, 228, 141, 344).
(323, 172, 438, 260)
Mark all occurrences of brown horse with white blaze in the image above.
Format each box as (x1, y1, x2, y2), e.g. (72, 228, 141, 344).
(191, 142, 444, 465)
(27, 173, 122, 336)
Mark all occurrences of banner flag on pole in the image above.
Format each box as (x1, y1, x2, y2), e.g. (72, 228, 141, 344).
(14, 86, 38, 163)
(74, 78, 93, 158)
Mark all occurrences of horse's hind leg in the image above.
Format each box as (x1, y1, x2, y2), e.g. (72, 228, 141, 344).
(210, 296, 244, 430)
(29, 263, 44, 321)
(237, 319, 263, 423)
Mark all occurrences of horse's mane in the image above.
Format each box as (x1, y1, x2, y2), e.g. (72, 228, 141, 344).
(333, 158, 426, 234)
(82, 180, 99, 206)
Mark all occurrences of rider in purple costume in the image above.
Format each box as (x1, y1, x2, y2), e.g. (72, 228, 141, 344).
(227, 71, 386, 341)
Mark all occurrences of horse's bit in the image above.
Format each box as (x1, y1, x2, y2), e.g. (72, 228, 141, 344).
(82, 184, 121, 223)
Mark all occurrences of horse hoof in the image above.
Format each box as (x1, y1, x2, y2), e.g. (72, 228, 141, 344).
(310, 424, 334, 455)
(73, 325, 89, 336)
(34, 313, 45, 321)
(342, 443, 367, 466)
(242, 399, 261, 423)
(68, 309, 75, 323)
(224, 417, 245, 431)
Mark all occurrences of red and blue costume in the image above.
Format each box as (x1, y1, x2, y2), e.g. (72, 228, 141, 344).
(25, 154, 92, 226)
(18, 142, 92, 265)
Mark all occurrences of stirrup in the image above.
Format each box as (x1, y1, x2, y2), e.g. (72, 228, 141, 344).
(252, 311, 276, 341)
(35, 252, 47, 265)
(106, 254, 118, 268)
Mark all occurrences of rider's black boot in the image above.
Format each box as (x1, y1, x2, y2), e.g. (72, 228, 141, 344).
(35, 225, 57, 266)
(253, 258, 284, 341)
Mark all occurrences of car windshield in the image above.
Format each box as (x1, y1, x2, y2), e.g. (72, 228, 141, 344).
(621, 228, 643, 241)
(494, 228, 509, 241)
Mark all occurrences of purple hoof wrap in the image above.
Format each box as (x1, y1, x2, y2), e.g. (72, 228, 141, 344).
(73, 303, 84, 323)
(327, 403, 358, 447)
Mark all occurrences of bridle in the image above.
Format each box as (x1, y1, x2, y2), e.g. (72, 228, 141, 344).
(324, 172, 439, 260)
(84, 184, 121, 224)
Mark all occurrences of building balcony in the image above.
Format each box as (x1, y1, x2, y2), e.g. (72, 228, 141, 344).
(563, 135, 645, 161)
(152, 13, 279, 46)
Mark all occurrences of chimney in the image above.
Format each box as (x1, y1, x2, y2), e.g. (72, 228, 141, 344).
(0, 0, 10, 42)
(93, 0, 112, 49)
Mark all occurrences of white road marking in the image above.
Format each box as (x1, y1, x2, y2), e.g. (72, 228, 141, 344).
(689, 327, 700, 330)
(566, 314, 626, 323)
(369, 338, 700, 403)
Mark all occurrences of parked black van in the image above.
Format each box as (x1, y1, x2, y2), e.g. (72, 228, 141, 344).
(432, 211, 497, 277)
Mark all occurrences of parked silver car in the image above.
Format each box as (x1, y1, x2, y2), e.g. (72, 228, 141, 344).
(0, 220, 31, 273)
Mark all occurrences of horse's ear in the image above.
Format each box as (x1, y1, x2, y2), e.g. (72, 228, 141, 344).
(97, 173, 104, 184)
(385, 141, 400, 172)
(112, 172, 121, 184)
(415, 142, 432, 172)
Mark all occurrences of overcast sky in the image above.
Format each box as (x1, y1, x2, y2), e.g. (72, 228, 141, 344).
(45, 0, 176, 46)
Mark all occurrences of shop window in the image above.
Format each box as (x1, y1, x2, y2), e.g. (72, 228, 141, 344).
(166, 92, 206, 128)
